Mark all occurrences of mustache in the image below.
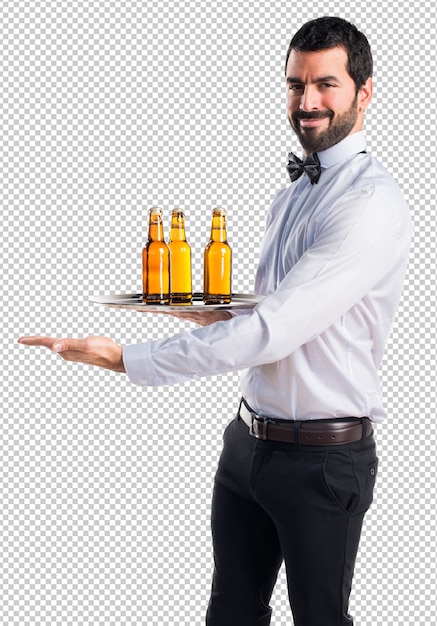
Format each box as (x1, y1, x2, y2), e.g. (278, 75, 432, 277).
(293, 111, 333, 121)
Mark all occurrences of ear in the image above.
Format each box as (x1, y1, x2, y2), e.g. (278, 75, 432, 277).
(358, 77, 373, 111)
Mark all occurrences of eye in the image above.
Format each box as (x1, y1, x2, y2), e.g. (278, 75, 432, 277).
(287, 84, 304, 93)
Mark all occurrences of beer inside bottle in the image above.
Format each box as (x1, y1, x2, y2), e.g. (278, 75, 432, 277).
(203, 208, 232, 304)
(169, 209, 192, 304)
(142, 207, 170, 304)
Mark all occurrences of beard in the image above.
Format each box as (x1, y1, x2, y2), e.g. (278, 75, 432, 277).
(289, 94, 359, 153)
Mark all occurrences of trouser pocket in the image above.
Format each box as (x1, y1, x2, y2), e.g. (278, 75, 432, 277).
(321, 441, 378, 515)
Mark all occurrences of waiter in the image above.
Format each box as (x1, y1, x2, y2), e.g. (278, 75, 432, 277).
(19, 17, 412, 626)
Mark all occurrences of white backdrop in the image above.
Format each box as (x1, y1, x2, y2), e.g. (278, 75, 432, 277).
(2, 1, 435, 624)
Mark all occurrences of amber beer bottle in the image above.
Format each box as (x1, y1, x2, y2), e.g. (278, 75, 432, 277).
(203, 207, 232, 304)
(169, 209, 192, 304)
(142, 207, 170, 304)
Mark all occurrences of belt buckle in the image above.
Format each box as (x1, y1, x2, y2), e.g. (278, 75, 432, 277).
(250, 413, 272, 440)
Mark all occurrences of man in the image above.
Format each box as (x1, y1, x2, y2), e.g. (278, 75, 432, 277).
(19, 17, 411, 626)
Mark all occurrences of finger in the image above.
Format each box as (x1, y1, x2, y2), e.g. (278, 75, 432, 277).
(50, 338, 83, 353)
(18, 336, 60, 349)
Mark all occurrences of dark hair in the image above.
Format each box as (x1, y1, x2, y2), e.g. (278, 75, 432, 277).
(285, 17, 373, 91)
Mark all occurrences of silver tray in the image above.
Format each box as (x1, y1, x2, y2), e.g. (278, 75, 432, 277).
(91, 292, 262, 312)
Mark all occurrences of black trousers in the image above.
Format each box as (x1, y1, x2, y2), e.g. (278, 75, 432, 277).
(206, 414, 378, 626)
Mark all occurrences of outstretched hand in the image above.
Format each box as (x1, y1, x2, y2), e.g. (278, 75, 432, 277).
(18, 311, 231, 371)
(18, 335, 126, 372)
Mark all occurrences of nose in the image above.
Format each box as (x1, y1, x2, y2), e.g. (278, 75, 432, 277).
(299, 85, 321, 111)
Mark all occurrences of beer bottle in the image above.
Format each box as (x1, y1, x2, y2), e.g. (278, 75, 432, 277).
(169, 209, 192, 304)
(203, 207, 232, 304)
(142, 207, 170, 304)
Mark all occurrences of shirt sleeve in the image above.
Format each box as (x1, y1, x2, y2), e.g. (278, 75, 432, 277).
(123, 185, 411, 386)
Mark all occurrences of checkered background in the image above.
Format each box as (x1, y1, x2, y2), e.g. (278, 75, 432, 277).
(1, 1, 435, 624)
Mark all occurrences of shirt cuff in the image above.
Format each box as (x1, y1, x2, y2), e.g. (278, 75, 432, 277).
(123, 342, 157, 386)
(228, 308, 252, 318)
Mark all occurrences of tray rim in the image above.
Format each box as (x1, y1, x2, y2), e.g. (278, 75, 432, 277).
(91, 292, 262, 312)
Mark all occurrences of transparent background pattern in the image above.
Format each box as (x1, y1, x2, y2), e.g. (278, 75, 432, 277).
(1, 1, 435, 624)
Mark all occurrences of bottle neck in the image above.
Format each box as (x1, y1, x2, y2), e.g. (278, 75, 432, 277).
(148, 209, 165, 241)
(209, 210, 228, 242)
(169, 210, 187, 242)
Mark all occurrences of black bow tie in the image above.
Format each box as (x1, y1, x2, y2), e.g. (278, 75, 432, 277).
(286, 152, 321, 185)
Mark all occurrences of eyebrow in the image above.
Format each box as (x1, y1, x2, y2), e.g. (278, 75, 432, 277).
(286, 75, 341, 84)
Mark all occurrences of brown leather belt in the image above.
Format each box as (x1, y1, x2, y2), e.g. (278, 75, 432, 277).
(239, 399, 373, 446)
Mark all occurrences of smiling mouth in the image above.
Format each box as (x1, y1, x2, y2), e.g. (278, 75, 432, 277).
(299, 118, 326, 127)
(293, 112, 332, 130)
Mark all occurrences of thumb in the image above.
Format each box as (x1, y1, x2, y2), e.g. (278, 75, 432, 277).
(52, 341, 65, 352)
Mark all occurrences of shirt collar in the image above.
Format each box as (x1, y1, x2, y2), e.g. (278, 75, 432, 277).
(317, 131, 367, 169)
